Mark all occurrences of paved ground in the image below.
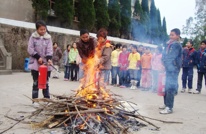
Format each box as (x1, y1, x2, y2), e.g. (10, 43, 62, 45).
(0, 71, 206, 134)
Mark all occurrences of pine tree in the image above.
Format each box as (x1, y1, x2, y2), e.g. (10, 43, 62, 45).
(120, 0, 132, 38)
(156, 9, 162, 43)
(78, 0, 96, 31)
(31, 0, 49, 21)
(141, 0, 149, 14)
(162, 17, 168, 43)
(108, 0, 121, 37)
(54, 0, 74, 28)
(94, 0, 109, 30)
(149, 0, 158, 43)
(182, 38, 188, 47)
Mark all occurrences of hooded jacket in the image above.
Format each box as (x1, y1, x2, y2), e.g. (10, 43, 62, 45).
(182, 47, 197, 68)
(196, 49, 206, 73)
(27, 31, 53, 71)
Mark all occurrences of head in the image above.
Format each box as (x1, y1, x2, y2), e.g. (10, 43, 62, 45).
(80, 29, 89, 42)
(97, 28, 108, 44)
(186, 40, 194, 48)
(122, 45, 127, 52)
(132, 45, 137, 53)
(53, 42, 58, 49)
(35, 20, 48, 36)
(170, 28, 181, 41)
(156, 46, 163, 54)
(200, 40, 206, 50)
(145, 47, 151, 54)
(72, 42, 77, 49)
(66, 44, 71, 51)
(115, 43, 122, 50)
(138, 45, 143, 52)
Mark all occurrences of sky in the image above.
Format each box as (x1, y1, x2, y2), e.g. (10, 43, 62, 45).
(155, 0, 196, 36)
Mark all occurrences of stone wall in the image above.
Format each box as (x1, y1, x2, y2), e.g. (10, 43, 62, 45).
(0, 24, 78, 70)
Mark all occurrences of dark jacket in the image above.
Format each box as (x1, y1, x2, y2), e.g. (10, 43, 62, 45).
(162, 40, 182, 72)
(182, 48, 197, 68)
(196, 49, 206, 73)
(76, 37, 97, 63)
(52, 47, 62, 66)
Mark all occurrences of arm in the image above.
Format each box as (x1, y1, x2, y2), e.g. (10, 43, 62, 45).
(27, 36, 40, 60)
(58, 48, 63, 59)
(46, 38, 53, 61)
(100, 47, 112, 64)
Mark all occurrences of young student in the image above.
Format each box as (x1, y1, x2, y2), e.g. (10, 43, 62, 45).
(128, 45, 141, 90)
(69, 42, 79, 81)
(161, 28, 182, 114)
(111, 43, 122, 86)
(96, 28, 113, 88)
(181, 40, 197, 93)
(27, 20, 53, 102)
(52, 42, 62, 79)
(141, 47, 153, 91)
(151, 46, 165, 92)
(118, 45, 130, 88)
(137, 45, 144, 87)
(63, 44, 71, 81)
(194, 40, 206, 94)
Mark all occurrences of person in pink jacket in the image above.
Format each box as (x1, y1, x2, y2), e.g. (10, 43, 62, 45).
(151, 46, 165, 92)
(27, 20, 53, 102)
(118, 45, 129, 88)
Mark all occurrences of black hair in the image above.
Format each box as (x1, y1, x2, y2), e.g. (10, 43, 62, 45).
(66, 44, 71, 50)
(35, 20, 49, 33)
(97, 28, 108, 39)
(53, 42, 58, 46)
(188, 40, 194, 46)
(80, 29, 89, 36)
(115, 43, 122, 49)
(132, 45, 137, 50)
(201, 40, 206, 44)
(145, 47, 151, 50)
(157, 46, 163, 53)
(122, 45, 127, 49)
(139, 45, 143, 47)
(171, 28, 181, 36)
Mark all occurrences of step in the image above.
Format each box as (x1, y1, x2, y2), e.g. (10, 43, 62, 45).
(0, 65, 5, 70)
(0, 70, 12, 75)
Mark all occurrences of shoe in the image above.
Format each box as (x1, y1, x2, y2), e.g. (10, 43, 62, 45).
(188, 89, 193, 94)
(181, 88, 186, 93)
(32, 102, 39, 108)
(64, 78, 69, 81)
(159, 105, 166, 110)
(120, 85, 126, 88)
(193, 90, 200, 94)
(160, 107, 173, 114)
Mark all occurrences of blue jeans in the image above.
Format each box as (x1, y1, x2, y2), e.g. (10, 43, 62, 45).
(78, 63, 84, 80)
(99, 69, 110, 88)
(137, 69, 142, 87)
(129, 69, 138, 80)
(182, 67, 193, 89)
(64, 66, 70, 79)
(111, 66, 120, 85)
(152, 70, 159, 91)
(164, 71, 179, 109)
(119, 70, 128, 86)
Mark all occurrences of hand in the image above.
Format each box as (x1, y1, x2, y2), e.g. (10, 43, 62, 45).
(38, 58, 43, 65)
(47, 59, 53, 66)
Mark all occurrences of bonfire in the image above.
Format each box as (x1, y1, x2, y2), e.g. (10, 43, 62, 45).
(1, 44, 182, 134)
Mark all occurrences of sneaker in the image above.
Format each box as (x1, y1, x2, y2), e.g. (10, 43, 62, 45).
(130, 85, 137, 90)
(193, 90, 200, 94)
(188, 89, 193, 94)
(181, 88, 186, 93)
(120, 85, 126, 88)
(32, 102, 39, 108)
(159, 105, 166, 110)
(160, 107, 173, 114)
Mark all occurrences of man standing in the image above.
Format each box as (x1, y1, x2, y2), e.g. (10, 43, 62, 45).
(181, 40, 197, 93)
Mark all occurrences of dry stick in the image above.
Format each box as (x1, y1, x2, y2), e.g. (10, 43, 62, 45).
(56, 116, 74, 127)
(74, 105, 98, 134)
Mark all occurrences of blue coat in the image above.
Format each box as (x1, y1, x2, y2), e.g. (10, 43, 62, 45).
(196, 49, 206, 73)
(182, 48, 197, 68)
(162, 41, 183, 72)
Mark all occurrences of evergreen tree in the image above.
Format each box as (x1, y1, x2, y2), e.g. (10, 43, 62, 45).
(162, 17, 168, 43)
(78, 0, 96, 31)
(31, 0, 49, 21)
(156, 9, 162, 43)
(54, 0, 74, 28)
(141, 0, 149, 14)
(94, 0, 110, 30)
(182, 38, 188, 47)
(108, 0, 121, 37)
(149, 0, 158, 43)
(120, 0, 132, 38)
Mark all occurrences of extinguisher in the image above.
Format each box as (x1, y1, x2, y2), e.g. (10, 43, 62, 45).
(38, 64, 48, 89)
(157, 73, 166, 96)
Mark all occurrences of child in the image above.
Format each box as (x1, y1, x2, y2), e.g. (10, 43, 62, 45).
(151, 46, 165, 92)
(181, 40, 197, 93)
(161, 28, 182, 114)
(111, 43, 122, 86)
(63, 44, 71, 81)
(141, 47, 152, 91)
(137, 45, 144, 87)
(128, 45, 141, 90)
(194, 40, 206, 94)
(52, 42, 62, 79)
(118, 45, 129, 88)
(69, 42, 79, 81)
(27, 20, 53, 103)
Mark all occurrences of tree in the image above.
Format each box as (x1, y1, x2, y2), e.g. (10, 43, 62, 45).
(108, 0, 121, 37)
(141, 0, 149, 14)
(94, 0, 110, 30)
(120, 0, 132, 39)
(156, 9, 162, 43)
(182, 38, 188, 48)
(30, 0, 49, 21)
(149, 0, 158, 43)
(162, 17, 168, 44)
(54, 0, 74, 28)
(78, 0, 96, 31)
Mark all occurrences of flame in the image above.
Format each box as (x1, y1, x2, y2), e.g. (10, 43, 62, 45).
(96, 115, 101, 121)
